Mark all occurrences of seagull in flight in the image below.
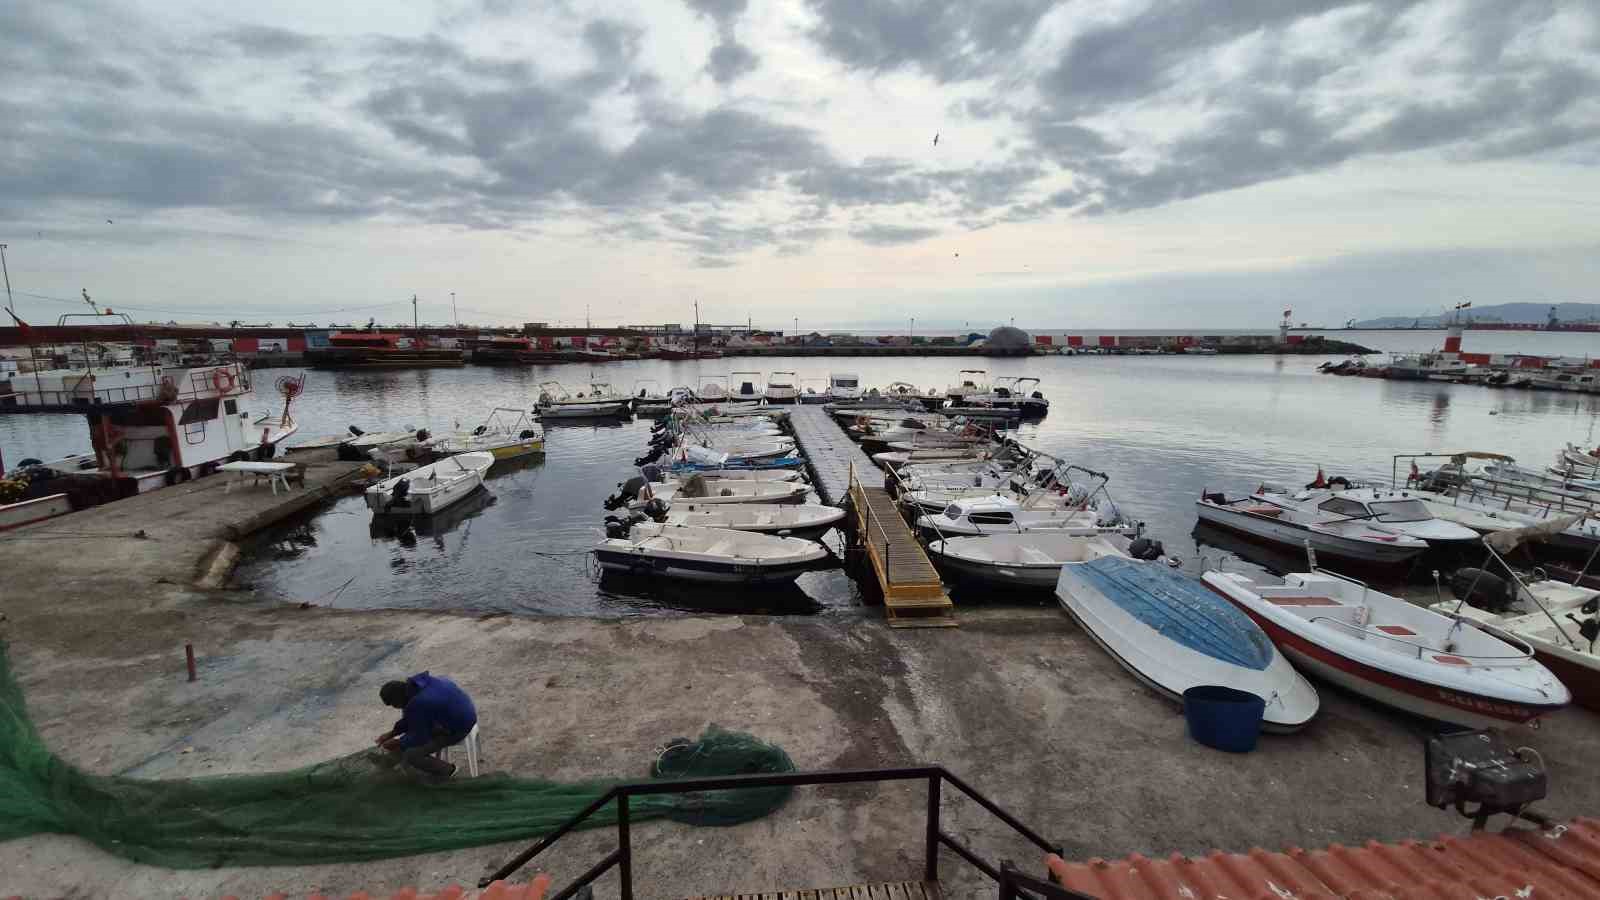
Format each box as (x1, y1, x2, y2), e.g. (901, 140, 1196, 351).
(932, 133, 939, 147)
(106, 219, 114, 224)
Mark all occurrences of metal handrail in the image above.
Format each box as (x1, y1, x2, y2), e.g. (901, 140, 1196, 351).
(482, 765, 1064, 898)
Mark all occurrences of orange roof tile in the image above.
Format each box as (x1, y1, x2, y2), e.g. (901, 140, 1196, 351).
(1047, 818, 1600, 900)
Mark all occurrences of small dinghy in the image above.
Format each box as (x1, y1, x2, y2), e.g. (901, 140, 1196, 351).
(595, 520, 828, 583)
(423, 409, 544, 461)
(658, 503, 846, 539)
(1057, 556, 1319, 731)
(365, 451, 494, 516)
(1196, 492, 1429, 567)
(1205, 567, 1569, 728)
(929, 532, 1165, 589)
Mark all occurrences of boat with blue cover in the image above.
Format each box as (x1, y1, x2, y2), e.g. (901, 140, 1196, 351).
(1055, 556, 1320, 731)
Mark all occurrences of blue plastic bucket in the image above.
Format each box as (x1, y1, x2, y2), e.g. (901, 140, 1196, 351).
(1182, 685, 1266, 753)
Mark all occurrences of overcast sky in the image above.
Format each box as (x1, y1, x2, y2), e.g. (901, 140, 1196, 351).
(3, 0, 1598, 330)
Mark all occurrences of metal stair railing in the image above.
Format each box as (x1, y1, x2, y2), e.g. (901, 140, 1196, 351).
(480, 765, 1090, 900)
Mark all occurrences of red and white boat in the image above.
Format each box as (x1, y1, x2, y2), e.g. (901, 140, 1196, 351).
(1203, 567, 1570, 728)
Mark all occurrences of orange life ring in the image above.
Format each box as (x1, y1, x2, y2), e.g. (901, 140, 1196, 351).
(212, 368, 236, 393)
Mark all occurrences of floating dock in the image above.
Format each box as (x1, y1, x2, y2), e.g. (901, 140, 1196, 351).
(783, 405, 955, 626)
(784, 405, 880, 507)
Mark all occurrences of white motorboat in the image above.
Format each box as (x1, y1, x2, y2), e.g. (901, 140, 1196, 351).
(536, 381, 630, 418)
(607, 472, 809, 510)
(1252, 486, 1481, 548)
(918, 493, 1134, 537)
(1195, 492, 1429, 566)
(423, 409, 545, 461)
(946, 369, 989, 402)
(1057, 556, 1320, 731)
(657, 502, 846, 539)
(799, 377, 831, 404)
(873, 447, 991, 468)
(286, 434, 351, 453)
(1205, 567, 1569, 728)
(631, 380, 673, 416)
(594, 520, 827, 584)
(365, 451, 494, 516)
(697, 376, 730, 404)
(1429, 517, 1600, 711)
(729, 371, 764, 403)
(828, 372, 863, 402)
(763, 372, 800, 404)
(930, 532, 1163, 589)
(997, 377, 1049, 416)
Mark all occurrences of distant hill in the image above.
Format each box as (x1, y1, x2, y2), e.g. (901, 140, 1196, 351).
(1352, 302, 1600, 329)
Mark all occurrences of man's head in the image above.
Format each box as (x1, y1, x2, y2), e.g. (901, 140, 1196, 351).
(380, 680, 412, 709)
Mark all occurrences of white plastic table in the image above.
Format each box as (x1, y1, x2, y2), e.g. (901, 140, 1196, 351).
(218, 461, 298, 495)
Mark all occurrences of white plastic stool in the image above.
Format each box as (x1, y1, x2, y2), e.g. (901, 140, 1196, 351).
(438, 724, 481, 777)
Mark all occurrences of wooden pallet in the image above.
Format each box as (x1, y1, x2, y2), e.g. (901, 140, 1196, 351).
(682, 879, 944, 900)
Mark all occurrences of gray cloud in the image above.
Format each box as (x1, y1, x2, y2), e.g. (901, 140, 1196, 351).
(707, 38, 759, 84)
(804, 0, 1053, 81)
(685, 0, 749, 28)
(850, 224, 939, 246)
(222, 25, 322, 57)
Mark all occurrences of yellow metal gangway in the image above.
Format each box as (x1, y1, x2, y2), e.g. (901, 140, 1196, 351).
(848, 461, 956, 627)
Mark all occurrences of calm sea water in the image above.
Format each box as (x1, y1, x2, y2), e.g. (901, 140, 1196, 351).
(4, 331, 1597, 617)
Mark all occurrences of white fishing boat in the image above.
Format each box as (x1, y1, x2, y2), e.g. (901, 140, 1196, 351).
(828, 373, 863, 402)
(606, 473, 808, 510)
(656, 502, 846, 539)
(0, 355, 300, 493)
(536, 381, 630, 418)
(630, 380, 673, 416)
(365, 451, 494, 516)
(873, 447, 991, 468)
(930, 532, 1163, 589)
(1205, 566, 1569, 728)
(729, 371, 764, 403)
(1196, 492, 1429, 566)
(763, 372, 799, 404)
(594, 521, 827, 584)
(423, 409, 544, 461)
(1057, 556, 1320, 731)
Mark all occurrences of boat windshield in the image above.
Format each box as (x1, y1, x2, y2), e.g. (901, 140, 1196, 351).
(1370, 500, 1431, 523)
(834, 378, 858, 388)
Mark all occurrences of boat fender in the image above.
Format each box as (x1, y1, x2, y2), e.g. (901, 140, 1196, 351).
(1449, 568, 1516, 613)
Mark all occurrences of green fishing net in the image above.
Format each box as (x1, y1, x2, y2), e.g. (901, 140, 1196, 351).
(0, 644, 794, 868)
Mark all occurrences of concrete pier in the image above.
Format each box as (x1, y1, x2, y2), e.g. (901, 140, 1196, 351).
(3, 443, 1600, 898)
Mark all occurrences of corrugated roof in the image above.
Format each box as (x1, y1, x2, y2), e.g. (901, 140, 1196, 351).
(1046, 817, 1600, 899)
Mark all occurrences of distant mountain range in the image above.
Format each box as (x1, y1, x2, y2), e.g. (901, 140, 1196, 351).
(1351, 302, 1599, 328)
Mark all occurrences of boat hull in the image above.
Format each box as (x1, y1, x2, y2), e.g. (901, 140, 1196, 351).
(1195, 502, 1423, 566)
(1215, 587, 1565, 728)
(538, 402, 631, 418)
(1056, 559, 1319, 731)
(593, 548, 817, 583)
(927, 547, 1058, 588)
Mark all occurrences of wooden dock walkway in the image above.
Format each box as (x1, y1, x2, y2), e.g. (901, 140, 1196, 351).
(784, 405, 880, 507)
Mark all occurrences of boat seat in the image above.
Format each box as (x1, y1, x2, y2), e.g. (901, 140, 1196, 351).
(1263, 595, 1341, 606)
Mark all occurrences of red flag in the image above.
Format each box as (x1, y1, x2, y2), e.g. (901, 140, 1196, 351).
(6, 309, 31, 340)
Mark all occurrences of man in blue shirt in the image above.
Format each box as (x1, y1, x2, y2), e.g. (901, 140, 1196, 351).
(374, 671, 478, 778)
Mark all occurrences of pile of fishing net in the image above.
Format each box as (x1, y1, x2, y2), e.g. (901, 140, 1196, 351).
(0, 643, 794, 868)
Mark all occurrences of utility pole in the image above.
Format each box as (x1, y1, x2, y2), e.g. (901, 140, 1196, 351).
(451, 291, 458, 329)
(0, 243, 12, 314)
(693, 299, 701, 355)
(910, 317, 915, 342)
(412, 294, 419, 334)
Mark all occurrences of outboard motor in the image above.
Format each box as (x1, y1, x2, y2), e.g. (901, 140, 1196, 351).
(385, 477, 411, 512)
(1449, 568, 1516, 614)
(634, 448, 665, 467)
(642, 497, 669, 521)
(603, 476, 650, 511)
(641, 463, 665, 483)
(415, 429, 430, 443)
(603, 515, 632, 539)
(1128, 537, 1165, 561)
